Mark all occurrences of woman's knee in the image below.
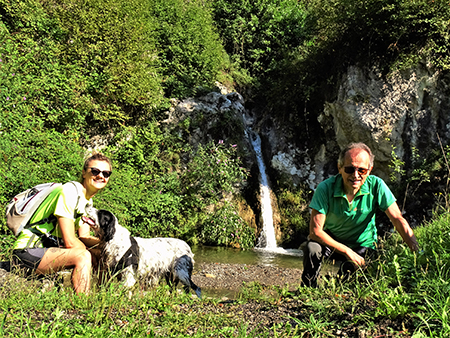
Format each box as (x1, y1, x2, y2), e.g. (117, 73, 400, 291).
(72, 249, 93, 269)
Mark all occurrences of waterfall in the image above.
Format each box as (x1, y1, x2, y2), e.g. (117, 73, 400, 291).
(244, 114, 303, 263)
(249, 132, 277, 249)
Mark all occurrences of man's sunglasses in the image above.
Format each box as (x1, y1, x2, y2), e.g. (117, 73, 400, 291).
(89, 167, 112, 178)
(343, 166, 369, 175)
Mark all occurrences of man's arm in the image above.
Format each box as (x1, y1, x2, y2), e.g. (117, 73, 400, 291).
(309, 209, 366, 267)
(385, 202, 419, 251)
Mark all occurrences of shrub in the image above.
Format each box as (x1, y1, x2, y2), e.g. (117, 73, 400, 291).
(277, 186, 311, 246)
(0, 16, 89, 134)
(200, 202, 256, 249)
(151, 0, 226, 98)
(181, 141, 255, 248)
(211, 0, 309, 84)
(0, 117, 85, 244)
(181, 140, 248, 209)
(94, 129, 255, 248)
(44, 0, 165, 114)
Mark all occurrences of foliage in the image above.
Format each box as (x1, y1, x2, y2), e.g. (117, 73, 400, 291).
(0, 16, 89, 134)
(276, 185, 311, 246)
(0, 114, 85, 238)
(2, 213, 450, 336)
(0, 0, 255, 249)
(366, 213, 450, 333)
(181, 141, 248, 208)
(181, 140, 253, 248)
(41, 0, 165, 119)
(150, 0, 226, 98)
(200, 202, 255, 250)
(387, 142, 450, 220)
(92, 134, 254, 248)
(301, 0, 450, 68)
(210, 0, 309, 89)
(0, 0, 227, 131)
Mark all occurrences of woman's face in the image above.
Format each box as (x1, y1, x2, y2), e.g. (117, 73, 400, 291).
(82, 160, 112, 193)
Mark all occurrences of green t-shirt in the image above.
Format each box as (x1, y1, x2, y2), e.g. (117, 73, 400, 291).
(309, 174, 396, 249)
(13, 181, 92, 249)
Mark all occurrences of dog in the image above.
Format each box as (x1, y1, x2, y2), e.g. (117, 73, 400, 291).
(84, 207, 201, 298)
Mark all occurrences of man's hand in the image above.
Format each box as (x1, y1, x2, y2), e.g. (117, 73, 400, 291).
(345, 248, 365, 267)
(385, 202, 419, 252)
(310, 209, 363, 265)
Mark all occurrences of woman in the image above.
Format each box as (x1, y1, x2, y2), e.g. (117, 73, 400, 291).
(12, 153, 112, 294)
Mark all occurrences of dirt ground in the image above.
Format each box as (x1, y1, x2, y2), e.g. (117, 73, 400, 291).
(192, 262, 303, 294)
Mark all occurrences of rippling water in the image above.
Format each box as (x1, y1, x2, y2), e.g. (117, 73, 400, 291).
(192, 245, 304, 269)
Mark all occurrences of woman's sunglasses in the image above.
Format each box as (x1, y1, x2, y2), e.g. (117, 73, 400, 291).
(89, 167, 112, 178)
(343, 166, 369, 175)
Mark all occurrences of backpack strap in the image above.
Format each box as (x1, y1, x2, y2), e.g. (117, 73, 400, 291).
(24, 215, 59, 249)
(24, 181, 84, 249)
(69, 181, 83, 218)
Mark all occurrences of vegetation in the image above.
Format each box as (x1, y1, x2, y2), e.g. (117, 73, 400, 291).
(0, 213, 449, 336)
(0, 0, 253, 251)
(2, 0, 450, 335)
(2, 0, 450, 254)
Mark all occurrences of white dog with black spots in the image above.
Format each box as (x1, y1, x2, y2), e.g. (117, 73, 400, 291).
(85, 207, 201, 298)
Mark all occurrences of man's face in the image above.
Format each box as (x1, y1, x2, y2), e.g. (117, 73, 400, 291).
(338, 148, 372, 194)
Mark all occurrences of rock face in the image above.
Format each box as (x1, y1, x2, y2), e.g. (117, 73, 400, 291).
(162, 63, 450, 243)
(162, 86, 283, 245)
(319, 63, 446, 182)
(247, 62, 450, 230)
(261, 63, 450, 190)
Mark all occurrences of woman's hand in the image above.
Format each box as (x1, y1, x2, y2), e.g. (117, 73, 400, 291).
(78, 221, 101, 249)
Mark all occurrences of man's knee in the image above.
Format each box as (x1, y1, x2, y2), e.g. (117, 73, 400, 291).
(306, 241, 323, 257)
(301, 241, 324, 288)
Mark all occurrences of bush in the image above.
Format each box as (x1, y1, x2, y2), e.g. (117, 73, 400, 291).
(211, 0, 309, 86)
(200, 202, 255, 249)
(42, 0, 165, 117)
(93, 129, 255, 248)
(181, 141, 248, 207)
(0, 16, 89, 134)
(277, 186, 311, 247)
(151, 0, 226, 98)
(0, 117, 85, 246)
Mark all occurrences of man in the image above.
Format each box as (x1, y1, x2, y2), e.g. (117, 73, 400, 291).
(301, 142, 419, 287)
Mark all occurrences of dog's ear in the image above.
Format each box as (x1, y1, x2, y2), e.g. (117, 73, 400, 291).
(98, 209, 114, 227)
(98, 209, 116, 242)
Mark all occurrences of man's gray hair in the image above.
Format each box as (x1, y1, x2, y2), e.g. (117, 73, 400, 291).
(338, 143, 375, 168)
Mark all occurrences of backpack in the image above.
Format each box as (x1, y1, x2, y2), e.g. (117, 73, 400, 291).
(5, 182, 63, 236)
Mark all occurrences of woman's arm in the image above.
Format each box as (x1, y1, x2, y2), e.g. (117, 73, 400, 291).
(57, 216, 86, 249)
(77, 221, 101, 249)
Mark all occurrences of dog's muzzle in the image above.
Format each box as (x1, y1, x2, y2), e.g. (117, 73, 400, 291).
(82, 216, 97, 228)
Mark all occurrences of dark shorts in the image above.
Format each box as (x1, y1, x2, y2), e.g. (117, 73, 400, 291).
(12, 248, 49, 271)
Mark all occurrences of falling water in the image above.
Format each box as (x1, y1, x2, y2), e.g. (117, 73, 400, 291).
(244, 114, 303, 260)
(249, 132, 277, 249)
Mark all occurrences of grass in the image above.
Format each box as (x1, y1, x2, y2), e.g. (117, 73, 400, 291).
(1, 214, 450, 337)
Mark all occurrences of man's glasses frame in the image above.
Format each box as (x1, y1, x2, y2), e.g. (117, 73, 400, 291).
(343, 166, 369, 176)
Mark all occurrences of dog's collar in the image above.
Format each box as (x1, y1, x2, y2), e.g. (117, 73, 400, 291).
(110, 236, 140, 275)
